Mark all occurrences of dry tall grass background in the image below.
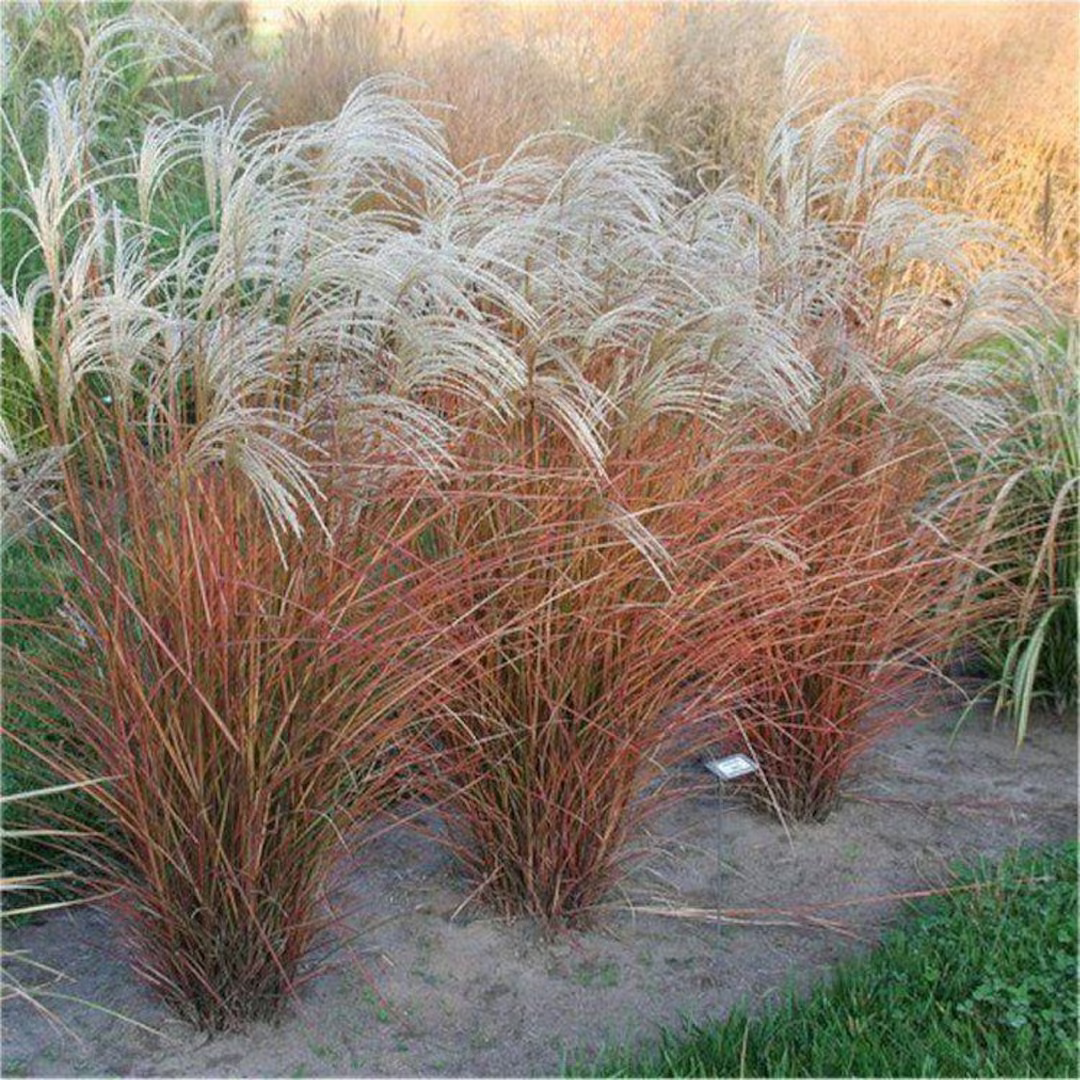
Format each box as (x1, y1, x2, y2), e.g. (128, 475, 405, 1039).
(802, 2, 1078, 295)
(224, 0, 1077, 297)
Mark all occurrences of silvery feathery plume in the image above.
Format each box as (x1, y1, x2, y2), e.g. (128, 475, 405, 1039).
(438, 132, 818, 469)
(746, 32, 1054, 450)
(1, 13, 525, 538)
(0, 419, 65, 551)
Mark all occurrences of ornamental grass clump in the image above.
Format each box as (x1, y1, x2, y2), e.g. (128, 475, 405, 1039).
(1, 10, 1061, 998)
(707, 37, 1053, 821)
(410, 136, 816, 923)
(422, 447, 790, 923)
(727, 395, 996, 822)
(0, 11, 516, 1029)
(5, 468, 459, 1028)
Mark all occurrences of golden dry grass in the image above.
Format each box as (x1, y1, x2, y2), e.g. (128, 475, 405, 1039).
(229, 0, 1075, 295)
(797, 2, 1078, 295)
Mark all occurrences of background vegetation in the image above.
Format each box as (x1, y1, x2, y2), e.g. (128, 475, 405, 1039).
(224, 0, 1077, 294)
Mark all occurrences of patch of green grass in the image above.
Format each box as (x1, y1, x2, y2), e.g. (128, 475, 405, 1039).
(575, 959, 619, 989)
(574, 844, 1079, 1078)
(1, 537, 104, 895)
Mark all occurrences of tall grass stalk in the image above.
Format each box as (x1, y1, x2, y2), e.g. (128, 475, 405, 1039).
(977, 328, 1079, 739)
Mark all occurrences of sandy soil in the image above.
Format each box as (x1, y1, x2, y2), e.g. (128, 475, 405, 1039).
(3, 695, 1076, 1078)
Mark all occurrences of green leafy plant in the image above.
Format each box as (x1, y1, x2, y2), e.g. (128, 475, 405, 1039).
(977, 328, 1078, 740)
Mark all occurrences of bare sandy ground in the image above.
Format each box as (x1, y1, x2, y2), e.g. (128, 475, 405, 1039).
(3, 696, 1076, 1078)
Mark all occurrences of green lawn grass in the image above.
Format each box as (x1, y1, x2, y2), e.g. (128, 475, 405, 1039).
(575, 843, 1079, 1078)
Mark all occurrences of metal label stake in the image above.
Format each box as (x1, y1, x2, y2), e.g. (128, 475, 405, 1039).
(704, 754, 759, 955)
(705, 753, 758, 781)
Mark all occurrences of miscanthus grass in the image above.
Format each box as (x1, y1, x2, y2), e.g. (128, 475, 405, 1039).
(0, 13, 1056, 1017)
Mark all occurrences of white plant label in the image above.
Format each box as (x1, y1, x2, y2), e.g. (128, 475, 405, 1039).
(704, 754, 758, 780)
